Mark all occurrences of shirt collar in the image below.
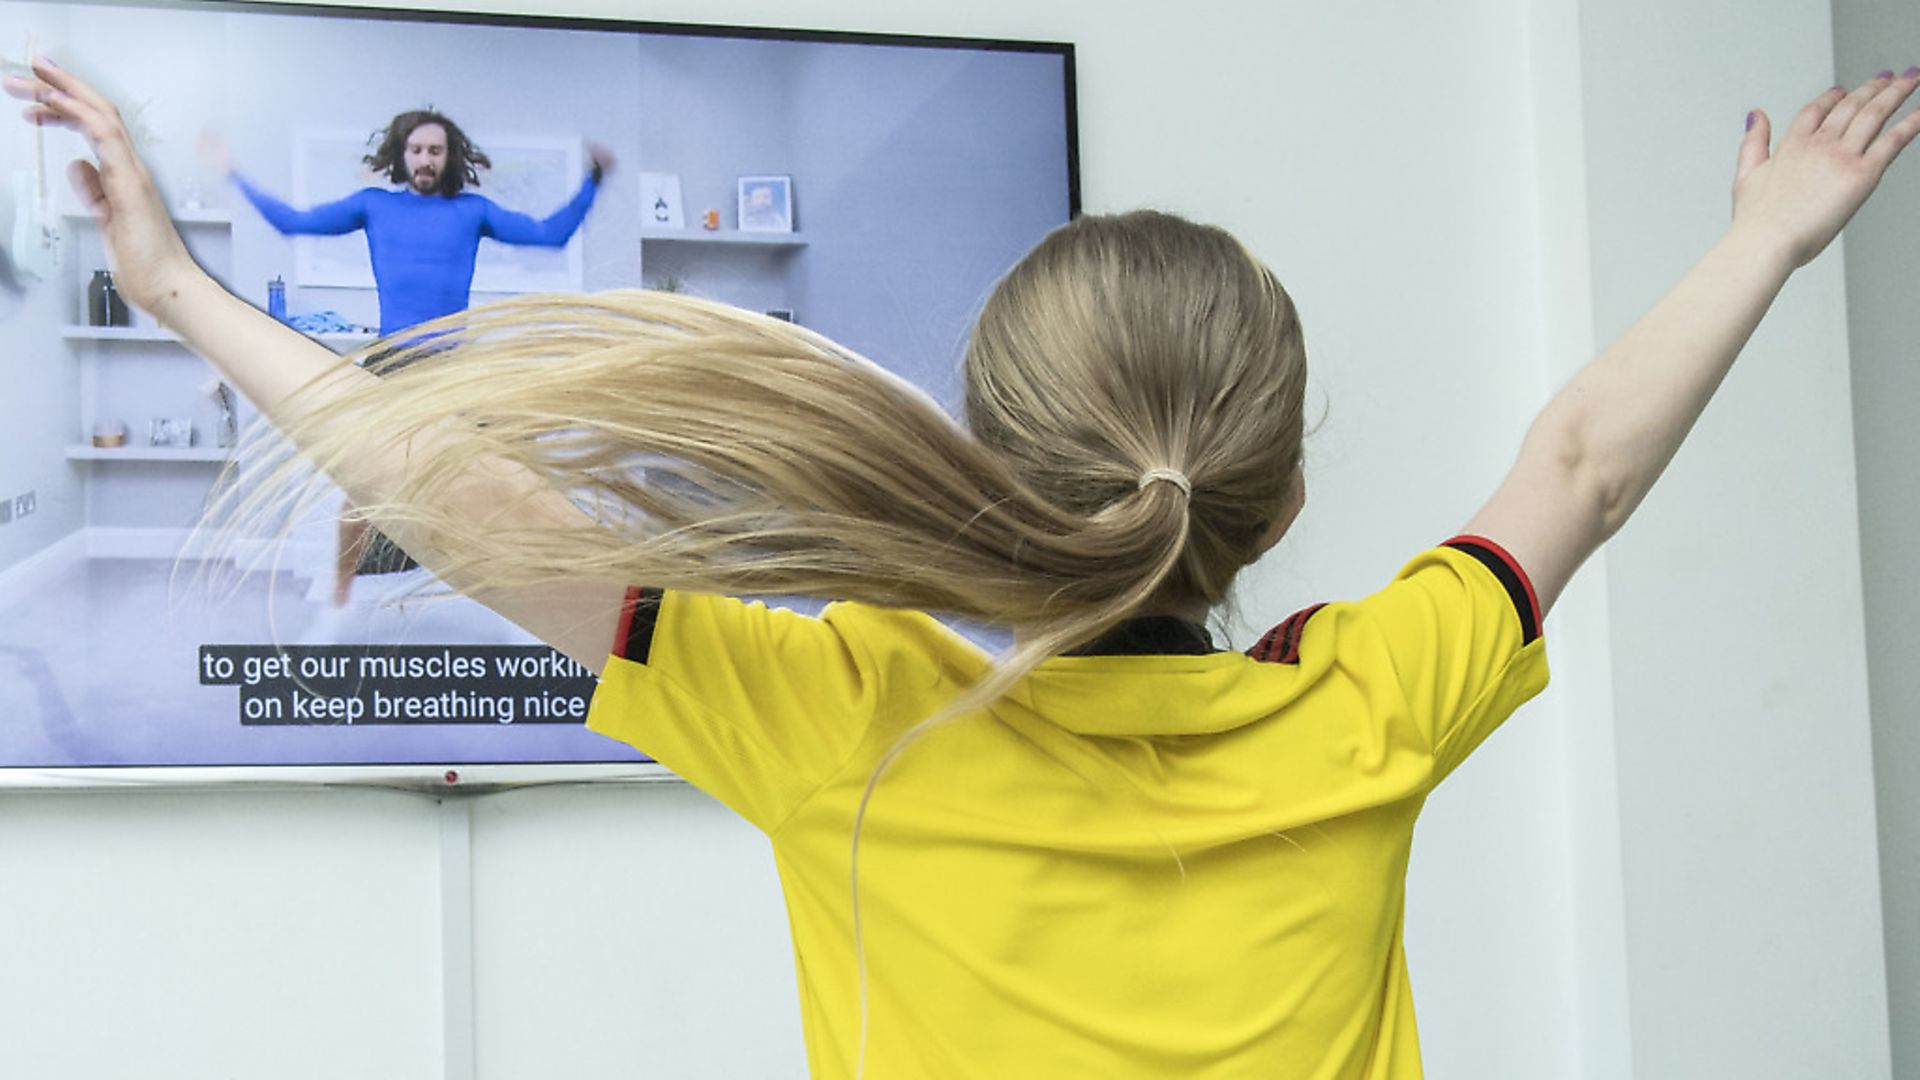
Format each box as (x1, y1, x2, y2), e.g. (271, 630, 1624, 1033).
(1065, 616, 1216, 657)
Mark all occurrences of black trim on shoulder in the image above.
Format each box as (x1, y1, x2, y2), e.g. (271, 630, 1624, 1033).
(1249, 602, 1326, 665)
(1068, 616, 1216, 656)
(1442, 538, 1541, 645)
(614, 586, 665, 664)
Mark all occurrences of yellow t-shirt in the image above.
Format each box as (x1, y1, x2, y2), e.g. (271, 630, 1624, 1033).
(588, 538, 1548, 1079)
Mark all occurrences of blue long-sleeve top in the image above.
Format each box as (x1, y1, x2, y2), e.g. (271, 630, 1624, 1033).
(232, 172, 600, 335)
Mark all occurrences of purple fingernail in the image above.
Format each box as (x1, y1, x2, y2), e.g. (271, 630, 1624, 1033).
(1833, 83, 1847, 93)
(1746, 111, 1756, 131)
(1905, 66, 1920, 78)
(1879, 69, 1896, 79)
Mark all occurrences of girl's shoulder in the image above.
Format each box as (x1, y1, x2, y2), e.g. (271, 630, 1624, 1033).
(818, 600, 994, 676)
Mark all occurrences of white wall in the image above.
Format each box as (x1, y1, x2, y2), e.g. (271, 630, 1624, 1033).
(1578, 1, 1893, 1075)
(0, 1, 1902, 1077)
(0, 788, 445, 1078)
(1833, 1, 1920, 1077)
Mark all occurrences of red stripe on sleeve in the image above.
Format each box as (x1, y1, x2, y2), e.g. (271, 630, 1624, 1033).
(612, 585, 642, 658)
(1279, 603, 1327, 664)
(1442, 534, 1542, 632)
(1249, 603, 1325, 665)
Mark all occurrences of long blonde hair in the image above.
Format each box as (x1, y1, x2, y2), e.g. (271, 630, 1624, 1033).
(210, 208, 1307, 1067)
(218, 209, 1305, 682)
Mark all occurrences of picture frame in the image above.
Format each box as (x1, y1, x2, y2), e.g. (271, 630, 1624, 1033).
(639, 172, 684, 230)
(737, 175, 793, 232)
(148, 417, 195, 448)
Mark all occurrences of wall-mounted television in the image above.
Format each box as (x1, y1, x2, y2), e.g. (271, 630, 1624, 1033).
(0, 0, 1077, 788)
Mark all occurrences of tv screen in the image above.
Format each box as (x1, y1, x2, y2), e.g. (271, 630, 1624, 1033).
(0, 0, 1077, 784)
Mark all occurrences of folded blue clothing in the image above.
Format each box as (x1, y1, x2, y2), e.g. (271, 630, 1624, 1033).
(286, 310, 370, 334)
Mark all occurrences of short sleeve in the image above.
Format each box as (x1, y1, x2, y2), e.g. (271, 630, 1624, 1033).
(586, 589, 875, 831)
(1342, 535, 1550, 783)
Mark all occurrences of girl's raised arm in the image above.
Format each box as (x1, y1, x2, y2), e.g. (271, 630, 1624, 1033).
(6, 57, 628, 671)
(1464, 70, 1920, 617)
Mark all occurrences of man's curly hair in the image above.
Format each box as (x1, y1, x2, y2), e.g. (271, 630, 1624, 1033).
(362, 110, 489, 196)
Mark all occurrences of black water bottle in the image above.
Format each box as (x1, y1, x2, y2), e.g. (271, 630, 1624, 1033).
(103, 273, 129, 327)
(86, 269, 110, 326)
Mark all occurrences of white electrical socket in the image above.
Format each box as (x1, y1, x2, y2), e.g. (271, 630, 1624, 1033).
(11, 491, 33, 520)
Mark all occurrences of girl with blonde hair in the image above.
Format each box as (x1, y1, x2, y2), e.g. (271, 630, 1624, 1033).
(10, 56, 1918, 1079)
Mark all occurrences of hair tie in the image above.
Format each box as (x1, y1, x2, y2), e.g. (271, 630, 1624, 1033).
(1137, 467, 1192, 497)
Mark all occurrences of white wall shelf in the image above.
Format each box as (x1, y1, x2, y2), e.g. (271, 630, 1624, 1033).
(640, 229, 807, 249)
(63, 208, 233, 227)
(65, 444, 230, 463)
(61, 325, 175, 342)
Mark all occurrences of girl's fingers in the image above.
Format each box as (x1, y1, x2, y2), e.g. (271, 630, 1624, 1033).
(1782, 85, 1849, 148)
(30, 56, 117, 119)
(6, 73, 85, 127)
(17, 59, 130, 163)
(65, 158, 108, 222)
(7, 79, 88, 135)
(1, 73, 39, 102)
(1841, 69, 1920, 153)
(1864, 105, 1920, 173)
(1735, 109, 1771, 184)
(12, 67, 156, 228)
(1813, 76, 1883, 143)
(18, 104, 80, 131)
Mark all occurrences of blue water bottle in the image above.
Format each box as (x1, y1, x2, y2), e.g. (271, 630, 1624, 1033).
(267, 275, 286, 321)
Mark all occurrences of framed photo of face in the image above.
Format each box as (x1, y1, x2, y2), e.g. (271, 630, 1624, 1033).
(737, 175, 793, 232)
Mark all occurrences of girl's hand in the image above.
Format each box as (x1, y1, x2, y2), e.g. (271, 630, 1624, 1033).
(1734, 68, 1920, 269)
(3, 56, 203, 316)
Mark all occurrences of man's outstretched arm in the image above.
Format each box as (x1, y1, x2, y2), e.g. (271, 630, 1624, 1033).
(480, 176, 597, 247)
(232, 172, 369, 236)
(481, 143, 613, 247)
